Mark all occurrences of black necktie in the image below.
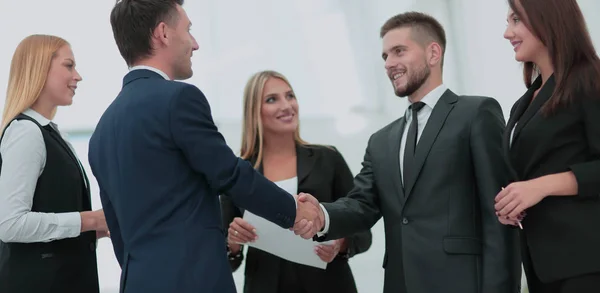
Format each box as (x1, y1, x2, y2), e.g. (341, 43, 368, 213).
(403, 101, 425, 187)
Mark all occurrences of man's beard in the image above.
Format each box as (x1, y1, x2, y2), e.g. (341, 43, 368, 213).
(394, 61, 430, 98)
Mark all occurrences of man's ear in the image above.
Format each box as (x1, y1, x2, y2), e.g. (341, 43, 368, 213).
(152, 22, 169, 46)
(427, 42, 443, 67)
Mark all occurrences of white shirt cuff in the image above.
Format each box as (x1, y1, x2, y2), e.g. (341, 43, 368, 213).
(56, 212, 82, 239)
(317, 203, 330, 236)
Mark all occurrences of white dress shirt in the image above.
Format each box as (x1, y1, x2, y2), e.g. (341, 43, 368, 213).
(318, 84, 448, 235)
(399, 84, 448, 184)
(129, 65, 170, 80)
(0, 109, 82, 243)
(510, 123, 517, 147)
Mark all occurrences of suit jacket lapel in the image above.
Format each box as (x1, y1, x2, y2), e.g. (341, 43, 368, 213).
(388, 118, 406, 199)
(296, 145, 315, 186)
(503, 86, 533, 181)
(404, 90, 457, 198)
(512, 75, 554, 141)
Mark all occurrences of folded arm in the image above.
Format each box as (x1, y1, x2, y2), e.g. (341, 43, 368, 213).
(471, 98, 521, 293)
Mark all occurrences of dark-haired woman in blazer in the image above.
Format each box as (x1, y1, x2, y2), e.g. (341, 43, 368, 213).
(495, 0, 600, 292)
(220, 70, 372, 293)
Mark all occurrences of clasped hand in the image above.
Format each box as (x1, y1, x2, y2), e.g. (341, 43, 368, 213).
(494, 180, 546, 225)
(226, 192, 323, 244)
(291, 192, 324, 239)
(226, 192, 333, 261)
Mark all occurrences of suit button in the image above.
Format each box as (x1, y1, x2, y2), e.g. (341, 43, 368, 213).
(402, 218, 409, 225)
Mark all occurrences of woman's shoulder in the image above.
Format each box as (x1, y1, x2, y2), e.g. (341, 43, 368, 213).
(2, 119, 43, 144)
(298, 143, 343, 159)
(1, 119, 45, 156)
(300, 143, 337, 152)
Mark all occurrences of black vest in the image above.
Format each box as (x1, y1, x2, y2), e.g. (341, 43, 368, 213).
(0, 114, 99, 293)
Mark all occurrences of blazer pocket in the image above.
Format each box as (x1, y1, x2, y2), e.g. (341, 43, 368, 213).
(443, 237, 482, 255)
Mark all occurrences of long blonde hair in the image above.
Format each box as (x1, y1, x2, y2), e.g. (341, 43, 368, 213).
(1, 34, 69, 132)
(240, 70, 308, 168)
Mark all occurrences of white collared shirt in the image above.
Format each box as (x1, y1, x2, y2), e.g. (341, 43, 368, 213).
(129, 65, 170, 80)
(399, 84, 448, 184)
(0, 109, 82, 243)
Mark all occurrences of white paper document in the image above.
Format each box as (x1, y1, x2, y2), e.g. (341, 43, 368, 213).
(242, 210, 333, 270)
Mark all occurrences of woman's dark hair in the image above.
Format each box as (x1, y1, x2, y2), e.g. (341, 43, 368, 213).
(508, 0, 600, 113)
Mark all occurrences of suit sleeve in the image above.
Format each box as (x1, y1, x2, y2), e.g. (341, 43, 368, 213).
(330, 147, 372, 257)
(99, 188, 125, 267)
(169, 84, 296, 228)
(318, 137, 382, 241)
(470, 98, 521, 293)
(219, 194, 244, 271)
(568, 95, 600, 200)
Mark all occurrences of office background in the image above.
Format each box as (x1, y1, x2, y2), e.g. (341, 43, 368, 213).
(1, 0, 599, 292)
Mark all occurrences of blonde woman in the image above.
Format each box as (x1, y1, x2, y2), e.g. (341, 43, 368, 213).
(220, 70, 372, 293)
(0, 35, 108, 293)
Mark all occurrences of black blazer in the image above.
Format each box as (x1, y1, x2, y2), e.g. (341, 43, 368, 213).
(220, 144, 372, 293)
(319, 90, 521, 293)
(504, 74, 600, 283)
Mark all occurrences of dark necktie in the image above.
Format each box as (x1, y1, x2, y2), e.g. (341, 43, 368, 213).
(403, 101, 425, 187)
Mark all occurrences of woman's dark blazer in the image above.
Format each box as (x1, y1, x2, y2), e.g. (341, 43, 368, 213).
(220, 144, 372, 293)
(503, 74, 600, 283)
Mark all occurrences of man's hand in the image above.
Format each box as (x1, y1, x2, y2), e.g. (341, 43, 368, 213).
(292, 192, 324, 239)
(299, 192, 324, 229)
(316, 238, 344, 263)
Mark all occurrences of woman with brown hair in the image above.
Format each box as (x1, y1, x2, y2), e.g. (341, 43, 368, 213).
(495, 0, 600, 292)
(0, 35, 108, 293)
(220, 70, 372, 293)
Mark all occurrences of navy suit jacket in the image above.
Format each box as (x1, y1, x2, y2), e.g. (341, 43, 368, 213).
(88, 69, 297, 293)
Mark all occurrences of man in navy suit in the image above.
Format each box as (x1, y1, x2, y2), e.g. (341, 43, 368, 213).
(88, 1, 322, 292)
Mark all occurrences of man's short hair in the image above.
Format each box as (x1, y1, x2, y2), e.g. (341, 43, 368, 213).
(380, 12, 447, 65)
(110, 0, 184, 67)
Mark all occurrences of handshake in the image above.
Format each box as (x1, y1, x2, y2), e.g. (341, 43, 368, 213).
(291, 192, 325, 239)
(227, 192, 325, 254)
(227, 193, 345, 263)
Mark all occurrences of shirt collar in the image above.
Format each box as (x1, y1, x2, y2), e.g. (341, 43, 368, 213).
(129, 65, 171, 80)
(22, 108, 52, 127)
(408, 84, 447, 109)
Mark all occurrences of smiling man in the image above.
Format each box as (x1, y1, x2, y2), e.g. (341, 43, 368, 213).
(299, 11, 522, 293)
(88, 1, 322, 293)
